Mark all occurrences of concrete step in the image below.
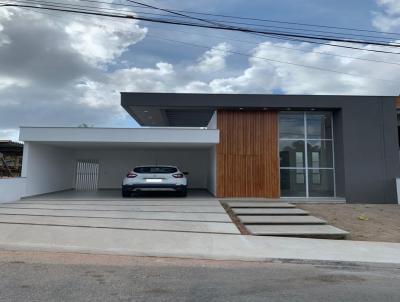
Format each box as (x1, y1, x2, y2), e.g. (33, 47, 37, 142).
(227, 202, 295, 208)
(232, 208, 308, 215)
(246, 225, 348, 239)
(238, 215, 326, 225)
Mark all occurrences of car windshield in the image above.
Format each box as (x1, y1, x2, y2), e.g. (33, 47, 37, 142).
(133, 166, 178, 174)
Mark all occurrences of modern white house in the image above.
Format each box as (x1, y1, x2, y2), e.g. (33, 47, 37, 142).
(1, 92, 400, 203)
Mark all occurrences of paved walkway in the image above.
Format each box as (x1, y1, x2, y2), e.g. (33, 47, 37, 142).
(227, 201, 348, 239)
(0, 223, 399, 265)
(0, 194, 399, 265)
(0, 197, 240, 235)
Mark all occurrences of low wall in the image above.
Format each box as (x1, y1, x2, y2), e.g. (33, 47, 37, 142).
(0, 177, 26, 203)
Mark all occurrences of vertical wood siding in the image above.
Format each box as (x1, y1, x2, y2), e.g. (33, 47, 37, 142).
(396, 97, 400, 108)
(216, 110, 279, 198)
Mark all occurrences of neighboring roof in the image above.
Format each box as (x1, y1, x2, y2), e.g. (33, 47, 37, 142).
(121, 92, 395, 127)
(0, 140, 23, 154)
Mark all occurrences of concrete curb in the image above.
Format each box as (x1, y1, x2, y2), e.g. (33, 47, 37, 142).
(0, 224, 399, 265)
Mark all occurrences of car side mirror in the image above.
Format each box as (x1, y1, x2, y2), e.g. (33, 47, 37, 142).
(183, 172, 189, 175)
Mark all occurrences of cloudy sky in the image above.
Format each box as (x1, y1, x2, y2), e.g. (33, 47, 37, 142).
(0, 0, 400, 141)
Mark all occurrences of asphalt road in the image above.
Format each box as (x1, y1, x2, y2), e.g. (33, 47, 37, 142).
(0, 251, 399, 302)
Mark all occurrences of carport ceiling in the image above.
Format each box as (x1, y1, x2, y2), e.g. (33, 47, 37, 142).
(121, 93, 216, 127)
(124, 106, 215, 127)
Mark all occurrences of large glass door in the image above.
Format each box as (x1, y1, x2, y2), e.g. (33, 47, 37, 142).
(279, 111, 335, 197)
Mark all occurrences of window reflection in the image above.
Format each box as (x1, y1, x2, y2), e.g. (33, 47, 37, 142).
(279, 141, 305, 168)
(308, 169, 334, 196)
(280, 169, 306, 197)
(279, 112, 304, 139)
(307, 112, 332, 139)
(307, 140, 333, 168)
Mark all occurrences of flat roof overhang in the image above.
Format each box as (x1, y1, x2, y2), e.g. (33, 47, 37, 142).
(121, 92, 396, 127)
(19, 127, 219, 149)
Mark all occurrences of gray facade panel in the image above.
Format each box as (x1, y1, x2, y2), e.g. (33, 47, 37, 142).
(121, 93, 400, 204)
(381, 99, 400, 203)
(332, 110, 345, 198)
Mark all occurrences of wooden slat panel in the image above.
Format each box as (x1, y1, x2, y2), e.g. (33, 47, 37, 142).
(216, 110, 279, 198)
(396, 97, 400, 108)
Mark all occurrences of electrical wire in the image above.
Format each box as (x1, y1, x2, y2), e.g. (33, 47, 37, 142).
(1, 1, 400, 53)
(146, 34, 397, 83)
(1, 1, 398, 82)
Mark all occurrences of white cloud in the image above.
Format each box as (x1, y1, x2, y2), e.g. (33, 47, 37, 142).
(203, 41, 400, 95)
(0, 76, 30, 90)
(77, 62, 175, 109)
(0, 129, 19, 141)
(65, 19, 146, 66)
(373, 0, 400, 31)
(188, 42, 232, 73)
(0, 3, 147, 133)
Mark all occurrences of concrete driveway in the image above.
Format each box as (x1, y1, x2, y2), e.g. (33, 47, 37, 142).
(0, 190, 239, 235)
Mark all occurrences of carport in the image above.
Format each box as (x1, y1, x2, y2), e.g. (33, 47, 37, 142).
(19, 127, 219, 199)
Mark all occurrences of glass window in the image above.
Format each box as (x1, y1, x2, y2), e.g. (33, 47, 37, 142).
(133, 166, 178, 174)
(306, 112, 332, 139)
(307, 140, 333, 168)
(279, 112, 304, 139)
(308, 169, 335, 197)
(280, 169, 307, 197)
(279, 140, 305, 168)
(279, 111, 335, 197)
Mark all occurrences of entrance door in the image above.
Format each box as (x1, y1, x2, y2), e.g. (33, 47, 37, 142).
(75, 160, 99, 191)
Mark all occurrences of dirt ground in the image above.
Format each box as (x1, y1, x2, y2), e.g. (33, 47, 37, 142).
(296, 204, 400, 242)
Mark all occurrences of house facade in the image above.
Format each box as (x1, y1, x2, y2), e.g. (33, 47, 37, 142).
(10, 93, 400, 204)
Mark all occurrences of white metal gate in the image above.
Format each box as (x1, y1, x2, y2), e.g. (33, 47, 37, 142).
(75, 160, 99, 191)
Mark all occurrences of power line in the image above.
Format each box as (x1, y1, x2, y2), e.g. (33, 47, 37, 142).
(14, 0, 397, 48)
(145, 24, 400, 66)
(126, 0, 399, 46)
(2, 1, 397, 82)
(14, 1, 400, 66)
(146, 34, 397, 83)
(1, 1, 400, 55)
(73, 0, 400, 37)
(3, 0, 400, 47)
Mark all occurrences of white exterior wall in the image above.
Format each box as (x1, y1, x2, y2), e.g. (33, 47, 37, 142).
(23, 142, 75, 197)
(20, 127, 219, 144)
(207, 146, 217, 196)
(207, 111, 217, 129)
(74, 148, 211, 189)
(0, 178, 27, 203)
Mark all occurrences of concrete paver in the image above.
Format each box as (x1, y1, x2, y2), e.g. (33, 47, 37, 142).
(0, 214, 240, 234)
(16, 200, 219, 206)
(0, 204, 225, 213)
(232, 208, 308, 215)
(238, 215, 326, 224)
(0, 208, 232, 222)
(227, 202, 295, 208)
(245, 225, 348, 239)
